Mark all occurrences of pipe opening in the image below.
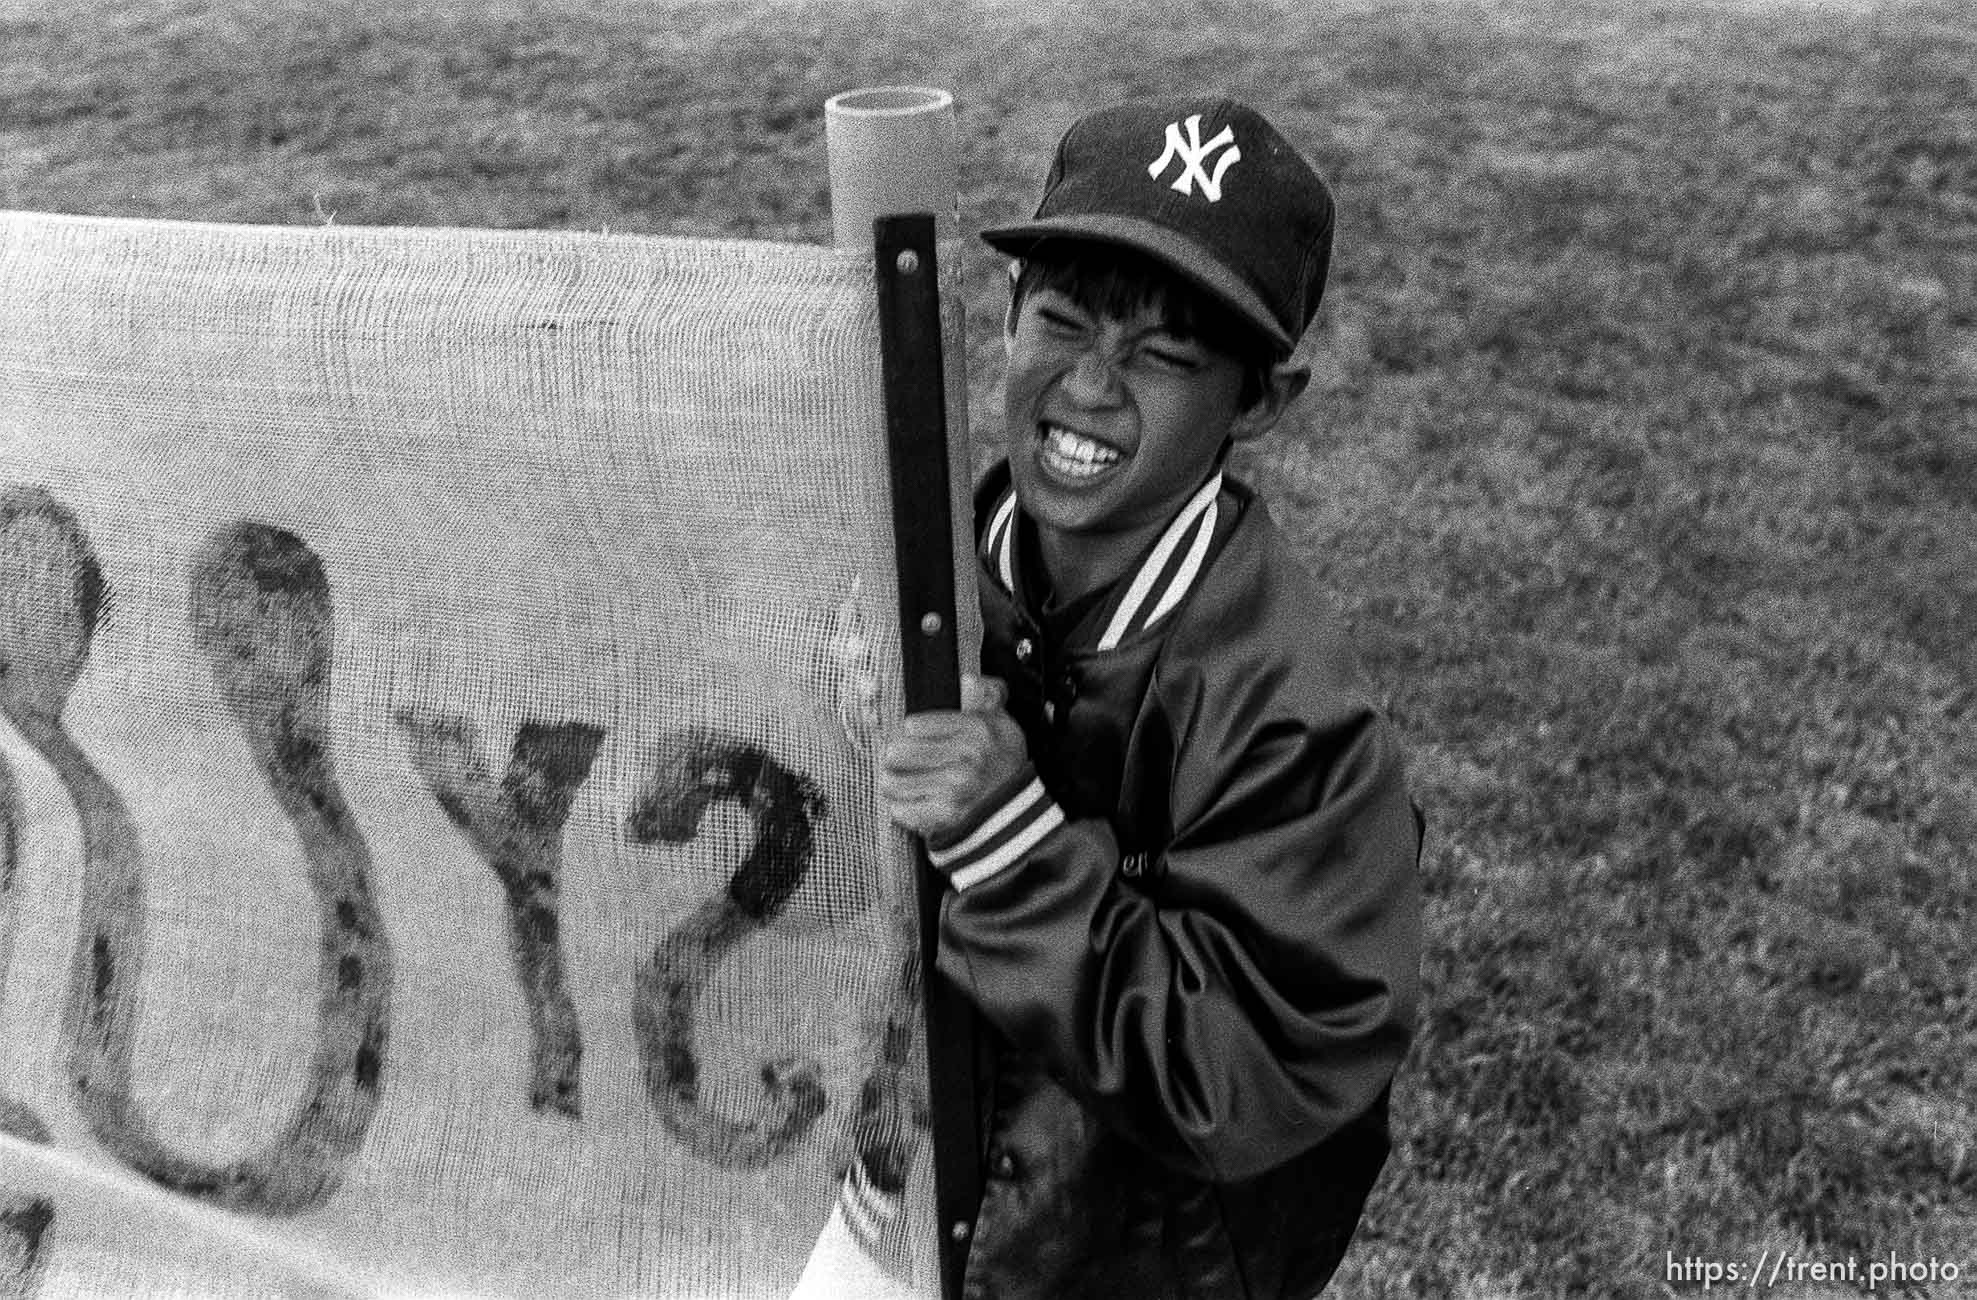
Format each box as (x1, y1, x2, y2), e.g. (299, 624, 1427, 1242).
(826, 87, 953, 118)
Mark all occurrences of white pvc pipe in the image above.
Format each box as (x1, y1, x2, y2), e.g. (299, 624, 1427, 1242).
(824, 87, 957, 254)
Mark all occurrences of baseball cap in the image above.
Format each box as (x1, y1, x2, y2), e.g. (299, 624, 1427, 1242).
(981, 97, 1334, 355)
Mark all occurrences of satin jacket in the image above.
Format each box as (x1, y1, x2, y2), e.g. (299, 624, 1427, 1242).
(921, 462, 1424, 1299)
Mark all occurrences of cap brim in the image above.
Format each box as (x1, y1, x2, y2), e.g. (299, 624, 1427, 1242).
(980, 213, 1293, 352)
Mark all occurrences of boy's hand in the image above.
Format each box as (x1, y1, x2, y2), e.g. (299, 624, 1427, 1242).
(879, 674, 1030, 843)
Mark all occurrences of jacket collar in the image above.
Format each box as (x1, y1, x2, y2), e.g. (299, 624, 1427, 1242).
(982, 469, 1227, 652)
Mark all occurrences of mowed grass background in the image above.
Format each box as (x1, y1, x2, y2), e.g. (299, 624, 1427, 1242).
(4, 0, 1974, 1294)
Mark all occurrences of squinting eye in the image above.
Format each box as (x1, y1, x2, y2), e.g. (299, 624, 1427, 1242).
(1141, 347, 1199, 371)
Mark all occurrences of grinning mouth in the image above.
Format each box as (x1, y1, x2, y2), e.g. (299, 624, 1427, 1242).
(1038, 423, 1123, 479)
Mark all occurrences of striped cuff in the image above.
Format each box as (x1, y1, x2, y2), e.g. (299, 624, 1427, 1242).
(928, 772, 1066, 892)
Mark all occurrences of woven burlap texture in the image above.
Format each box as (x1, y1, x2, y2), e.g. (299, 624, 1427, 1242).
(0, 210, 970, 1297)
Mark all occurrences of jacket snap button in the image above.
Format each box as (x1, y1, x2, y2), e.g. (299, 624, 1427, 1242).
(1015, 637, 1036, 664)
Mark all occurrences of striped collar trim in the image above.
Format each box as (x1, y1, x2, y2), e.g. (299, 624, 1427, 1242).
(1096, 471, 1222, 650)
(986, 489, 1019, 594)
(982, 470, 1226, 651)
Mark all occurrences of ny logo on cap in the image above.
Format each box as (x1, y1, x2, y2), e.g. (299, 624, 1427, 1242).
(1147, 114, 1242, 203)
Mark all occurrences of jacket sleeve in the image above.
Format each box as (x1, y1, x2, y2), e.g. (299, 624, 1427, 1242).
(934, 646, 1423, 1183)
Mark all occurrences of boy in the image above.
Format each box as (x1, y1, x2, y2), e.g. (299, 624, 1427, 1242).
(825, 96, 1423, 1299)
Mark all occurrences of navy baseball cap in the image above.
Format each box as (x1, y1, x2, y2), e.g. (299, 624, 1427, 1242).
(981, 96, 1334, 354)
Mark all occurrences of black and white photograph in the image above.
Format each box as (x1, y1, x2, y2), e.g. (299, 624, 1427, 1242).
(0, 0, 1970, 1296)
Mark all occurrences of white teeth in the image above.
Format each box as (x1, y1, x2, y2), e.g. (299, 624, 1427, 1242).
(1041, 424, 1121, 478)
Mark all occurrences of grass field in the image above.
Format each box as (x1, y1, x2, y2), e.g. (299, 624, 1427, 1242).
(4, 0, 1974, 1295)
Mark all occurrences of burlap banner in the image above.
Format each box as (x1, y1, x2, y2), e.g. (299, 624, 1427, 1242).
(0, 211, 953, 1297)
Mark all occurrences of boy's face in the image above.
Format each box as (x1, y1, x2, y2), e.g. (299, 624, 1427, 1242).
(1004, 284, 1250, 544)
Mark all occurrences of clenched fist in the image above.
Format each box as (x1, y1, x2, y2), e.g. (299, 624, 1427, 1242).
(878, 674, 1031, 845)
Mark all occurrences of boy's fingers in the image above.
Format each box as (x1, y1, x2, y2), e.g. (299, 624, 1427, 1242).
(899, 710, 974, 739)
(961, 674, 1009, 715)
(887, 719, 971, 754)
(877, 777, 974, 827)
(883, 721, 989, 772)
